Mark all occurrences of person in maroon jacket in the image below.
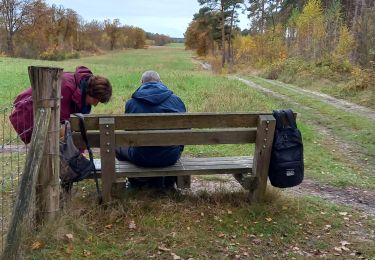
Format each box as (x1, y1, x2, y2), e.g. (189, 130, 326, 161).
(9, 66, 112, 144)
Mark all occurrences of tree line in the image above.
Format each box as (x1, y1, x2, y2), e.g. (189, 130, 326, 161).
(185, 0, 375, 70)
(0, 0, 173, 59)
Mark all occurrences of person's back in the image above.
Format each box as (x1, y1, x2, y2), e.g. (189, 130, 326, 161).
(116, 71, 186, 188)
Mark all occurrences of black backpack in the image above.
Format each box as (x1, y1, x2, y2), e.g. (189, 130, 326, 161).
(269, 109, 304, 188)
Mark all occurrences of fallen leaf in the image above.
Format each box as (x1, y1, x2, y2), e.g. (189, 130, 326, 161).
(158, 245, 171, 252)
(31, 241, 43, 250)
(252, 239, 261, 245)
(129, 220, 136, 230)
(340, 241, 350, 246)
(339, 212, 348, 216)
(265, 218, 272, 222)
(323, 225, 331, 230)
(64, 233, 74, 242)
(66, 244, 74, 254)
(83, 249, 91, 257)
(171, 252, 181, 260)
(105, 224, 113, 229)
(342, 246, 350, 252)
(218, 233, 225, 238)
(227, 210, 233, 215)
(334, 247, 342, 252)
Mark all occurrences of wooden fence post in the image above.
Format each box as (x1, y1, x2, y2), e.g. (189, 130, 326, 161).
(2, 109, 51, 260)
(29, 66, 63, 223)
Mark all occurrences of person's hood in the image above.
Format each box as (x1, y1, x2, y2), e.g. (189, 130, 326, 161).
(74, 66, 93, 84)
(132, 82, 172, 105)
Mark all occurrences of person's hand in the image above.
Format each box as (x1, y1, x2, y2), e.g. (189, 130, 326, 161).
(60, 125, 65, 142)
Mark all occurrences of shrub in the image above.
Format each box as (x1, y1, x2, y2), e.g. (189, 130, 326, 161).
(264, 62, 283, 80)
(39, 46, 66, 61)
(39, 46, 80, 61)
(65, 51, 80, 59)
(206, 55, 223, 74)
(346, 66, 374, 91)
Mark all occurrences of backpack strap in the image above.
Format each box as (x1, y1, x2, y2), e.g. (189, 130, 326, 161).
(74, 113, 103, 204)
(283, 109, 297, 128)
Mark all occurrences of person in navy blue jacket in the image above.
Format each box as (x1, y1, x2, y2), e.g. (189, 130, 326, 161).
(116, 70, 186, 189)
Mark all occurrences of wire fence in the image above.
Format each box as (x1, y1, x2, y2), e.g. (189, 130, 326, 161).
(0, 104, 30, 253)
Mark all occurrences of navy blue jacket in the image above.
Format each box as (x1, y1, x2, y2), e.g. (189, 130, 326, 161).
(125, 81, 186, 167)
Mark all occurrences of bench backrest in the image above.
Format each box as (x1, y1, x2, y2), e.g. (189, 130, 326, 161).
(70, 112, 274, 148)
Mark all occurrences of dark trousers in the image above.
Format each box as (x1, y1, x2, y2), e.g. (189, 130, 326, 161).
(115, 147, 177, 189)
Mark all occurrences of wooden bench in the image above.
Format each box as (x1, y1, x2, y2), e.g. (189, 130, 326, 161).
(71, 112, 276, 202)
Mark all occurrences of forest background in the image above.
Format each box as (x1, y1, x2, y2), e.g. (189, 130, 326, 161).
(0, 0, 175, 60)
(1, 0, 374, 106)
(185, 0, 374, 108)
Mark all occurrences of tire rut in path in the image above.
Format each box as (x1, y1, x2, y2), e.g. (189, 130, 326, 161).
(252, 76, 375, 121)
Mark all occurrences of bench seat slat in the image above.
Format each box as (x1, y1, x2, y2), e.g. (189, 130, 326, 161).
(89, 157, 253, 178)
(114, 157, 252, 168)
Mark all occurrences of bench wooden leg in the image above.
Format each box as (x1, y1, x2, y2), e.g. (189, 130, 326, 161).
(99, 118, 116, 202)
(250, 115, 275, 203)
(177, 176, 191, 189)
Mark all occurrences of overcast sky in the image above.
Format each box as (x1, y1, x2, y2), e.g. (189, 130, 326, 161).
(44, 0, 249, 38)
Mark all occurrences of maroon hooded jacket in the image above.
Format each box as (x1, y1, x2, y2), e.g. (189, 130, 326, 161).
(9, 66, 93, 144)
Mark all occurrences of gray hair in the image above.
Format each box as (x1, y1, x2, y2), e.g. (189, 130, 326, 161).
(141, 70, 161, 83)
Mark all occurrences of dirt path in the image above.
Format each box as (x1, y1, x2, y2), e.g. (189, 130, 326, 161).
(289, 179, 375, 216)
(252, 76, 375, 121)
(224, 76, 375, 216)
(195, 52, 375, 219)
(232, 76, 375, 121)
(191, 175, 375, 216)
(231, 76, 374, 173)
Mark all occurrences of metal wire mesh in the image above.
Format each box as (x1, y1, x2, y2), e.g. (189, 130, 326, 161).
(0, 105, 30, 252)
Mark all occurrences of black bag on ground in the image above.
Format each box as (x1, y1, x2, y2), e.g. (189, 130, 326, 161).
(268, 109, 304, 188)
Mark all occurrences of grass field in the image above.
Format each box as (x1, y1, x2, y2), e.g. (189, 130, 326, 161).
(1, 44, 374, 258)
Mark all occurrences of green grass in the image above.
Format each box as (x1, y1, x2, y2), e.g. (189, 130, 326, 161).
(23, 190, 375, 259)
(238, 75, 375, 189)
(165, 43, 185, 48)
(1, 46, 374, 189)
(1, 45, 374, 259)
